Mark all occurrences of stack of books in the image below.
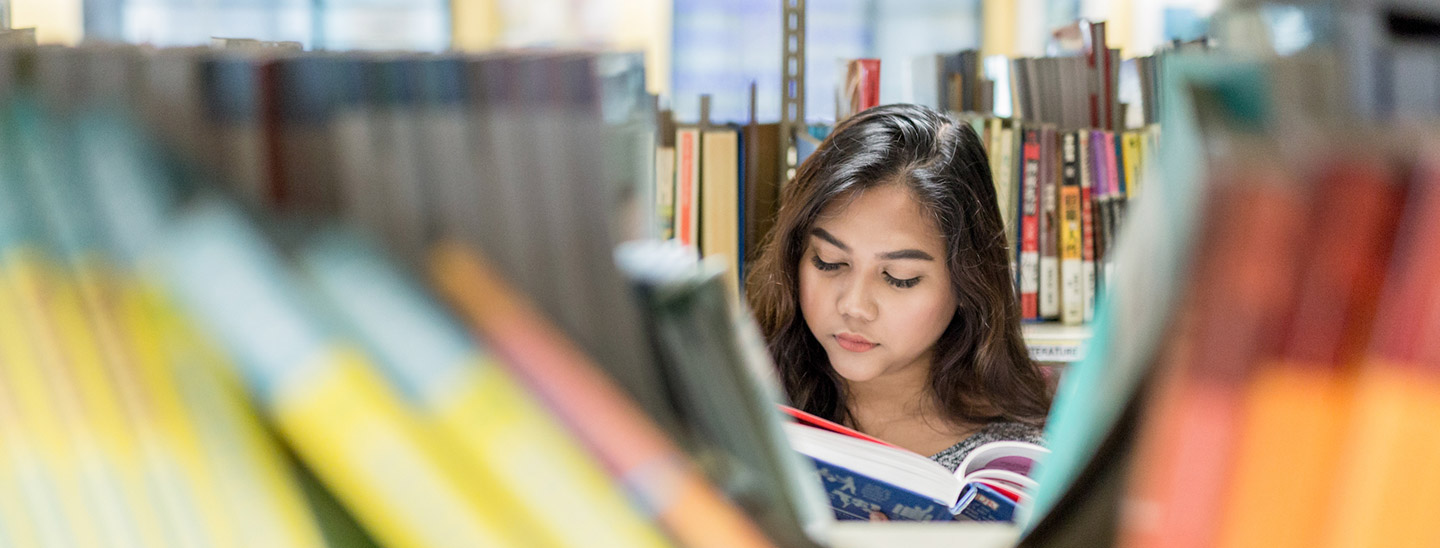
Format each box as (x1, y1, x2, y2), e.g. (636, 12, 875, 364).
(0, 42, 823, 548)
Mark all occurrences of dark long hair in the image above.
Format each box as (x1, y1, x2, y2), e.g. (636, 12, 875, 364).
(747, 104, 1051, 429)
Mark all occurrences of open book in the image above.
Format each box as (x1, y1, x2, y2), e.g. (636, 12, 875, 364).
(781, 406, 1048, 522)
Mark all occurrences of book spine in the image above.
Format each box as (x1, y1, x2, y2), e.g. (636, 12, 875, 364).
(1078, 131, 1097, 324)
(1090, 130, 1110, 294)
(159, 204, 540, 548)
(1059, 131, 1083, 326)
(152, 296, 331, 548)
(675, 128, 701, 248)
(1038, 126, 1060, 320)
(1019, 129, 1041, 320)
(1104, 131, 1122, 286)
(298, 231, 674, 548)
(656, 146, 676, 240)
(1124, 131, 1142, 199)
(998, 125, 1018, 266)
(429, 242, 782, 548)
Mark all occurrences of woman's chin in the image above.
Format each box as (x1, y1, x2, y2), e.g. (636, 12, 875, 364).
(829, 359, 884, 383)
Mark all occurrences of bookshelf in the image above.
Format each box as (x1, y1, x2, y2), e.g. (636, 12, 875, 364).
(1023, 323, 1091, 363)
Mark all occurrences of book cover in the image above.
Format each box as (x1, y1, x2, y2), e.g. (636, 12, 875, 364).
(783, 422, 1043, 523)
(621, 248, 828, 546)
(808, 457, 959, 522)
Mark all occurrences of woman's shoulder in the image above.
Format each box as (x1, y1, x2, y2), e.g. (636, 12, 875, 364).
(928, 421, 1045, 473)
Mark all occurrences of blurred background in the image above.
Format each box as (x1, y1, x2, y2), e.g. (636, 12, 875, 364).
(2, 1, 1440, 547)
(9, 0, 1217, 119)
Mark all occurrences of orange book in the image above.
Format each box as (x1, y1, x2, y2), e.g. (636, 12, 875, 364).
(1216, 155, 1404, 548)
(1321, 151, 1440, 548)
(1119, 159, 1308, 548)
(428, 241, 782, 548)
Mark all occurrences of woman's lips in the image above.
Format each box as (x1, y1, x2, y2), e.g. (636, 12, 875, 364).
(835, 333, 877, 353)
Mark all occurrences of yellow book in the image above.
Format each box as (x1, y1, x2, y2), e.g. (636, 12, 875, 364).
(146, 290, 332, 548)
(0, 282, 53, 548)
(1058, 131, 1084, 326)
(158, 201, 538, 548)
(1123, 131, 1142, 199)
(298, 229, 675, 548)
(700, 126, 741, 298)
(72, 257, 245, 548)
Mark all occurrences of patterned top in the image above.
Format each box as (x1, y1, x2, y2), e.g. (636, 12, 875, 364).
(929, 421, 1046, 473)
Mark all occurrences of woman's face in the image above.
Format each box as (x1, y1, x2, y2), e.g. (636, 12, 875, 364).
(799, 183, 958, 386)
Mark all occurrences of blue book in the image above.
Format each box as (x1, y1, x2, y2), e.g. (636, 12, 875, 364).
(783, 422, 1046, 522)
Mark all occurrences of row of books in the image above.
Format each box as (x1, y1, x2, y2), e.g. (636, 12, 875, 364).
(966, 116, 1159, 325)
(1116, 95, 1440, 548)
(653, 114, 785, 299)
(1024, 51, 1440, 548)
(14, 40, 676, 434)
(656, 26, 1163, 329)
(659, 108, 1160, 327)
(0, 43, 843, 548)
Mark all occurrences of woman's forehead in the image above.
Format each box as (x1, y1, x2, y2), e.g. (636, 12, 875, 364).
(812, 184, 944, 251)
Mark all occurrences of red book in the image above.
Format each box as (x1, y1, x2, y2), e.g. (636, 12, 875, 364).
(1120, 160, 1309, 548)
(841, 59, 881, 118)
(675, 127, 701, 246)
(778, 405, 898, 448)
(1078, 131, 1097, 322)
(1216, 155, 1404, 548)
(1019, 128, 1041, 319)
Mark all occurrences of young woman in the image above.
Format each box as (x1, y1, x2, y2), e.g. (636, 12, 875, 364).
(748, 104, 1052, 472)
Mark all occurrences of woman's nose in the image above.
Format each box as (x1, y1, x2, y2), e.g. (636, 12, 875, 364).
(837, 277, 877, 322)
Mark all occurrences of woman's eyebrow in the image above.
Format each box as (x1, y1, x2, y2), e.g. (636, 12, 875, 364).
(879, 249, 935, 261)
(811, 228, 849, 251)
(813, 228, 934, 261)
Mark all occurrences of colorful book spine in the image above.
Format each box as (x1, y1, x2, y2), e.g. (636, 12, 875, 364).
(1038, 125, 1060, 320)
(1089, 129, 1111, 293)
(675, 127, 702, 247)
(1077, 131, 1096, 323)
(656, 144, 676, 240)
(1058, 131, 1084, 326)
(428, 241, 782, 548)
(297, 229, 675, 548)
(1019, 128, 1041, 320)
(1103, 131, 1123, 286)
(158, 202, 538, 548)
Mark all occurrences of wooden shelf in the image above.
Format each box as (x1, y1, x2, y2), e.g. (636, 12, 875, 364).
(1023, 322, 1092, 363)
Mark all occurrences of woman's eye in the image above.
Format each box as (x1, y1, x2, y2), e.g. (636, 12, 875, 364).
(884, 273, 920, 289)
(810, 255, 843, 272)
